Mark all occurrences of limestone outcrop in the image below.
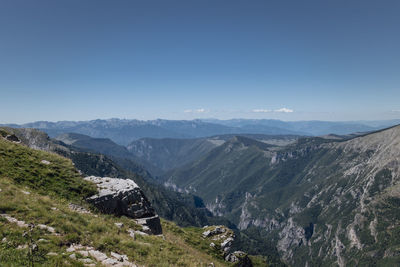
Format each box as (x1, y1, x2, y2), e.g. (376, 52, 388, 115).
(84, 176, 162, 235)
(202, 225, 253, 266)
(225, 251, 253, 267)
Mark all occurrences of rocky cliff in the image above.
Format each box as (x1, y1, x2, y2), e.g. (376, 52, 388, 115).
(84, 176, 162, 235)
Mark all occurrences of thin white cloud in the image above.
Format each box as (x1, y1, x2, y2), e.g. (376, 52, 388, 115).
(252, 107, 294, 113)
(252, 109, 271, 113)
(184, 108, 207, 113)
(274, 108, 293, 113)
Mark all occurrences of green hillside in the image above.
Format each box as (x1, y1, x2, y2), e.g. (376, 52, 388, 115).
(164, 136, 281, 213)
(55, 132, 162, 176)
(0, 130, 96, 200)
(127, 137, 221, 174)
(0, 130, 266, 266)
(127, 135, 298, 176)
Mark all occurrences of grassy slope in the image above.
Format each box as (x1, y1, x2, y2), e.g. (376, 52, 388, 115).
(0, 136, 249, 266)
(0, 134, 96, 200)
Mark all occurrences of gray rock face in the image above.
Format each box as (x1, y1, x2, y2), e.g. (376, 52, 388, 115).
(202, 225, 235, 254)
(202, 225, 253, 265)
(84, 176, 162, 235)
(221, 237, 234, 252)
(225, 251, 253, 267)
(5, 134, 20, 143)
(202, 226, 226, 238)
(134, 215, 162, 236)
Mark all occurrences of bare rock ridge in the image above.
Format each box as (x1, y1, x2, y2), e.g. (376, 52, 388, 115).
(84, 176, 162, 235)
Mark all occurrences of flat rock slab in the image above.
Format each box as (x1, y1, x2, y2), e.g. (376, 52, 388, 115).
(84, 176, 139, 196)
(0, 214, 29, 228)
(67, 244, 136, 267)
(84, 176, 162, 235)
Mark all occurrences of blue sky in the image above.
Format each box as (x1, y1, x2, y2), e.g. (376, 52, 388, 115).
(1, 0, 400, 123)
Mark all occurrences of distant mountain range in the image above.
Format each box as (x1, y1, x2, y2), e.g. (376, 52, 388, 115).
(3, 118, 400, 146)
(203, 118, 400, 136)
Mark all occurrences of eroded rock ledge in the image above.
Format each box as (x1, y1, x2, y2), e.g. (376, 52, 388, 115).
(84, 176, 162, 235)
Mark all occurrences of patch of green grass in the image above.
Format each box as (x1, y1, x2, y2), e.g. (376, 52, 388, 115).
(0, 129, 8, 138)
(0, 137, 96, 200)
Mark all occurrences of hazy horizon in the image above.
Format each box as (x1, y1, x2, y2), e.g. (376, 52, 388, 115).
(3, 117, 400, 126)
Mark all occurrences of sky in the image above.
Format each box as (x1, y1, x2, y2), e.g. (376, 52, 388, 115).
(1, 0, 400, 124)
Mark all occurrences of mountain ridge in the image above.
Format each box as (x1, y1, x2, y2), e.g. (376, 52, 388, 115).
(164, 124, 400, 266)
(127, 134, 298, 175)
(4, 118, 399, 147)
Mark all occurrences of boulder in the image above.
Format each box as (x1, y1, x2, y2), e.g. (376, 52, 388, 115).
(202, 226, 226, 238)
(135, 215, 163, 235)
(5, 134, 20, 143)
(202, 230, 211, 237)
(40, 160, 51, 165)
(225, 251, 253, 267)
(114, 222, 124, 228)
(221, 237, 234, 252)
(84, 176, 162, 235)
